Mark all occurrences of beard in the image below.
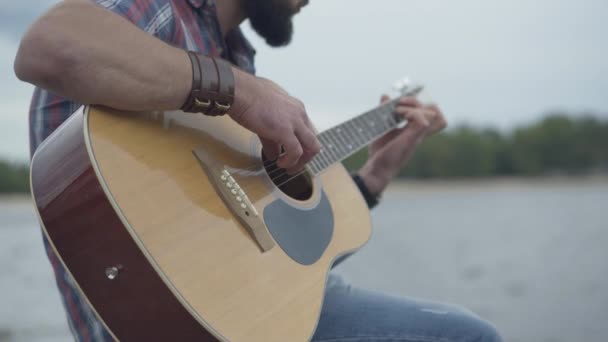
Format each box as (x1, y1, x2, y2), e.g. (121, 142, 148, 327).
(242, 0, 297, 47)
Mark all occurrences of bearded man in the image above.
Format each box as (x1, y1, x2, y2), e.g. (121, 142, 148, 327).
(15, 0, 502, 341)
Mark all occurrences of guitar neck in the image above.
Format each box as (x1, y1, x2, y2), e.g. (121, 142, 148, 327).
(307, 97, 404, 175)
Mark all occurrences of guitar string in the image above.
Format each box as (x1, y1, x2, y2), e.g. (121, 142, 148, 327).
(266, 120, 398, 187)
(218, 87, 418, 189)
(233, 103, 405, 186)
(255, 109, 404, 183)
(256, 120, 409, 188)
(232, 101, 403, 180)
(231, 90, 419, 180)
(236, 162, 312, 195)
(273, 168, 314, 189)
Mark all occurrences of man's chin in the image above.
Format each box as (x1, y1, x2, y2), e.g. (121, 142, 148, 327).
(261, 28, 293, 47)
(244, 0, 296, 47)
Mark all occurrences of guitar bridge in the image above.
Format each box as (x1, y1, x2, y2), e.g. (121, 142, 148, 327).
(192, 147, 275, 252)
(219, 169, 259, 217)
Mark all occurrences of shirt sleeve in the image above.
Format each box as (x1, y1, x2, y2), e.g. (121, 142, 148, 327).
(94, 0, 175, 41)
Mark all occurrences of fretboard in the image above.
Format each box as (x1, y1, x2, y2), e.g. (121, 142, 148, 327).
(307, 97, 404, 175)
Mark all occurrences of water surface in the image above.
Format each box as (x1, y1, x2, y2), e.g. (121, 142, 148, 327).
(1, 178, 607, 342)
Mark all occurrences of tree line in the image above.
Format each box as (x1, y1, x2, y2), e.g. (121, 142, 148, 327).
(1, 113, 607, 193)
(0, 160, 29, 193)
(344, 113, 608, 178)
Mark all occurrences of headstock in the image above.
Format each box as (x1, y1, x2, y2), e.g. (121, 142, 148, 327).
(392, 76, 424, 97)
(389, 77, 427, 128)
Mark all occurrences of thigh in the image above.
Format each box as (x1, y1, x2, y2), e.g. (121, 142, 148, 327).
(311, 273, 502, 342)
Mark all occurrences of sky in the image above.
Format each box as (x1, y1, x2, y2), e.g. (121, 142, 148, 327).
(0, 0, 607, 162)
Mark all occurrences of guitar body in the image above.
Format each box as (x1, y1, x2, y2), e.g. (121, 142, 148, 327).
(31, 106, 372, 341)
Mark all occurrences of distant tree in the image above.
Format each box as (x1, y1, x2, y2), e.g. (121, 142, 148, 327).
(343, 113, 608, 179)
(0, 161, 29, 193)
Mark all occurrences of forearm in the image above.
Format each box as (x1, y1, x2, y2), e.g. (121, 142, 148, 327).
(14, 0, 255, 112)
(358, 161, 392, 198)
(15, 1, 320, 171)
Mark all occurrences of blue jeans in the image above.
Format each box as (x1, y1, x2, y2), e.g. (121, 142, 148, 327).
(312, 274, 503, 342)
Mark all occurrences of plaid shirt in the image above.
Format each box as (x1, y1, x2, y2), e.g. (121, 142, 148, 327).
(29, 0, 255, 340)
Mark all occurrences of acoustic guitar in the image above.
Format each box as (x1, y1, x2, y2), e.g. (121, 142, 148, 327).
(31, 84, 422, 341)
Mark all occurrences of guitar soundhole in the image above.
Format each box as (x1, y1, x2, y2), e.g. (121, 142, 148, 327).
(262, 153, 313, 201)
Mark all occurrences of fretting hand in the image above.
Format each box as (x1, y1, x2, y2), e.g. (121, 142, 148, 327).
(357, 95, 447, 197)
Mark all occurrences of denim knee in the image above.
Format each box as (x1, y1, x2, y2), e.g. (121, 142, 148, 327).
(474, 318, 502, 342)
(455, 306, 503, 342)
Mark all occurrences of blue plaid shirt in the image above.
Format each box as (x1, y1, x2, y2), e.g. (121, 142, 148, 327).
(29, 0, 255, 340)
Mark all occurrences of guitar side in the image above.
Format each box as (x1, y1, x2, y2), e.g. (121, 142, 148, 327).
(31, 105, 372, 341)
(30, 107, 215, 341)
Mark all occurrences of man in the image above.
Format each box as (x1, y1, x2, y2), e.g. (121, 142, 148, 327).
(15, 0, 502, 341)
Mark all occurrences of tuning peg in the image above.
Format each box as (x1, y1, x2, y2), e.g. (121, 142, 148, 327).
(392, 77, 413, 95)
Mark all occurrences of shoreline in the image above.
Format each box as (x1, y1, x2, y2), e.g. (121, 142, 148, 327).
(386, 174, 608, 193)
(2, 175, 607, 201)
(0, 193, 32, 203)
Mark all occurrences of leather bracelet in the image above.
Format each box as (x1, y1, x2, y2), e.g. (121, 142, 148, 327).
(213, 58, 235, 114)
(181, 51, 202, 113)
(181, 51, 235, 116)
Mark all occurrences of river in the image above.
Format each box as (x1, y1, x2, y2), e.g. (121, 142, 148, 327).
(1, 178, 607, 342)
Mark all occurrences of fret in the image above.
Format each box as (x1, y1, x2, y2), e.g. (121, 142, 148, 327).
(319, 131, 339, 163)
(320, 147, 333, 167)
(307, 160, 318, 174)
(372, 109, 392, 132)
(308, 97, 403, 175)
(319, 148, 332, 168)
(353, 116, 374, 142)
(345, 119, 365, 150)
(384, 106, 398, 126)
(315, 135, 333, 167)
(327, 126, 346, 161)
(340, 121, 358, 154)
(385, 104, 399, 125)
(364, 111, 382, 136)
(310, 156, 323, 173)
(338, 126, 353, 154)
(309, 159, 321, 174)
(353, 121, 367, 150)
(325, 132, 342, 164)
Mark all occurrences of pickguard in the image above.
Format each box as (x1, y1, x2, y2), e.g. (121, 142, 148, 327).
(263, 191, 334, 265)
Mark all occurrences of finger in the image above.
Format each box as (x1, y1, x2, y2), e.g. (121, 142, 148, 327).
(291, 125, 321, 170)
(380, 94, 391, 104)
(261, 137, 281, 160)
(417, 109, 447, 138)
(286, 164, 307, 176)
(277, 132, 303, 169)
(423, 108, 439, 124)
(295, 119, 321, 156)
(425, 104, 448, 132)
(284, 121, 321, 174)
(302, 112, 319, 135)
(371, 128, 402, 149)
(398, 96, 423, 108)
(395, 107, 430, 128)
(292, 99, 321, 150)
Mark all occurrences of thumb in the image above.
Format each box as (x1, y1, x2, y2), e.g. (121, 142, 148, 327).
(380, 94, 391, 104)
